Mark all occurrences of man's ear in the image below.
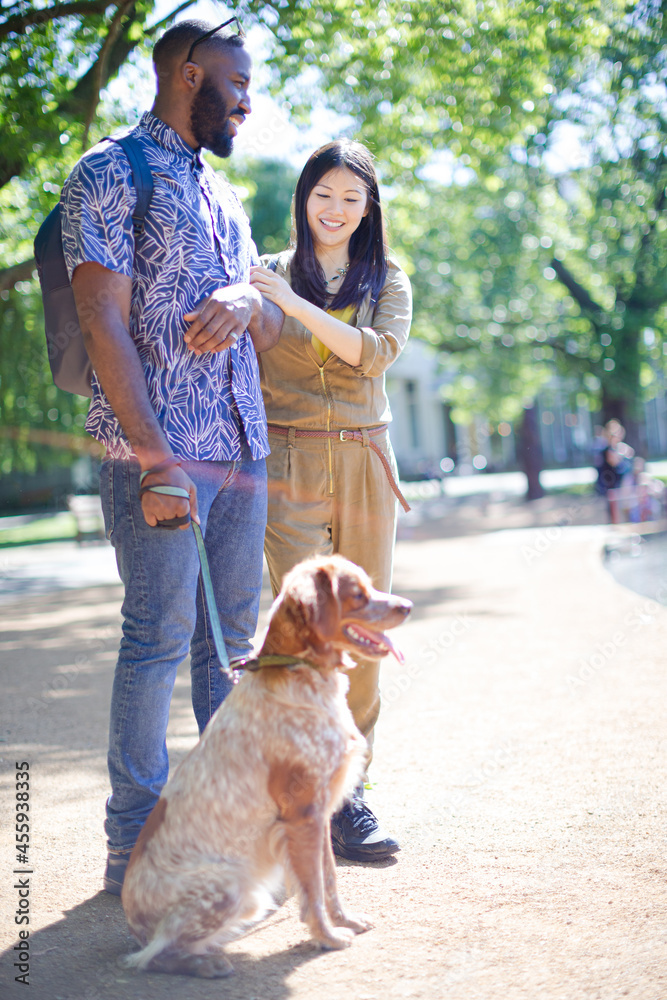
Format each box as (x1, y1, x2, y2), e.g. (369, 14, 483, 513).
(181, 59, 202, 91)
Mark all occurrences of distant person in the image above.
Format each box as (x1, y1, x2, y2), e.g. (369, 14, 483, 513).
(618, 457, 665, 522)
(591, 425, 608, 470)
(596, 419, 634, 495)
(61, 19, 283, 894)
(249, 139, 412, 863)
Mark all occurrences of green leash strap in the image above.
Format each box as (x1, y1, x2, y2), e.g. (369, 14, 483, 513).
(139, 482, 233, 680)
(191, 519, 232, 679)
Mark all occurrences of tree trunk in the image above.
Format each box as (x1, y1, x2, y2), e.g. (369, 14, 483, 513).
(599, 308, 646, 453)
(517, 405, 544, 500)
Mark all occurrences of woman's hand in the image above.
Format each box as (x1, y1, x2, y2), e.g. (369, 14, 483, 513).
(251, 265, 363, 365)
(250, 266, 302, 317)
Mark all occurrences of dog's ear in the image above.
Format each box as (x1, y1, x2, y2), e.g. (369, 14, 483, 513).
(306, 566, 339, 641)
(279, 565, 339, 663)
(262, 562, 341, 665)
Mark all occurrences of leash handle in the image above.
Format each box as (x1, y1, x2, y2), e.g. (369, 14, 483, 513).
(137, 483, 191, 529)
(139, 483, 232, 679)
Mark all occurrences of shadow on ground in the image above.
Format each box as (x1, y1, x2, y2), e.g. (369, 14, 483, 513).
(0, 893, 329, 1000)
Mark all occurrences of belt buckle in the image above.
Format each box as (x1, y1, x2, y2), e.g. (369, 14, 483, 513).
(339, 430, 351, 442)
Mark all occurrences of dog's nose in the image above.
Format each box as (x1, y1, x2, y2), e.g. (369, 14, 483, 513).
(393, 597, 412, 618)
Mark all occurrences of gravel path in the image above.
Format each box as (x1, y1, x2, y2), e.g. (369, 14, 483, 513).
(1, 500, 666, 999)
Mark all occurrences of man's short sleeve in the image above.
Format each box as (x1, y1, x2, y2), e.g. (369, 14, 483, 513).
(61, 144, 136, 281)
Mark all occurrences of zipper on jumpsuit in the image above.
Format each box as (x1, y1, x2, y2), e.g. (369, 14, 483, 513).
(319, 366, 335, 495)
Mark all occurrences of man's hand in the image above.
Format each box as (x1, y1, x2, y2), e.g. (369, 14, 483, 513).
(139, 463, 199, 530)
(184, 282, 283, 354)
(183, 285, 258, 355)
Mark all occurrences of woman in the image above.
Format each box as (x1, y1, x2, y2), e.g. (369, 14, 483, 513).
(250, 139, 412, 862)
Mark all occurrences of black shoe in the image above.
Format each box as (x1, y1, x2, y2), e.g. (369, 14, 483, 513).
(330, 794, 400, 862)
(103, 850, 131, 896)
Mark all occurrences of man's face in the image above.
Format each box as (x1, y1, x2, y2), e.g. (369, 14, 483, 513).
(189, 44, 252, 158)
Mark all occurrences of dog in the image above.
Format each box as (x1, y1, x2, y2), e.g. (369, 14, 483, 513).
(121, 554, 412, 978)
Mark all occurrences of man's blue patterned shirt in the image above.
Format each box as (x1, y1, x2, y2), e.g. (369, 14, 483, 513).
(61, 111, 269, 462)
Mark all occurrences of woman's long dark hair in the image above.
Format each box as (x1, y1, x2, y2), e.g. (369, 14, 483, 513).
(290, 140, 388, 311)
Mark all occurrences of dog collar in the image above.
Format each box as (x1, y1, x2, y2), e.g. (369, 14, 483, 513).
(229, 654, 306, 674)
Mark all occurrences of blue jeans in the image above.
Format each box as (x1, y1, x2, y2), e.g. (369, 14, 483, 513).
(99, 444, 267, 852)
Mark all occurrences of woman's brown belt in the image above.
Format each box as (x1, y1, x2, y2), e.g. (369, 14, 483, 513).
(267, 423, 411, 513)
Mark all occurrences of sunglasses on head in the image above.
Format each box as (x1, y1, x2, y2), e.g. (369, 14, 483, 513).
(186, 16, 244, 64)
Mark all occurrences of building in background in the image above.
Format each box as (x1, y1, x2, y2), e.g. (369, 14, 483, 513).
(387, 340, 453, 480)
(387, 346, 667, 480)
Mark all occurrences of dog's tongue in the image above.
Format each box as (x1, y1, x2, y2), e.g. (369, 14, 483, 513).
(350, 623, 405, 665)
(381, 630, 405, 665)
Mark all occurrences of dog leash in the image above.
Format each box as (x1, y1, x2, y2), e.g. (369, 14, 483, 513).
(137, 476, 233, 680)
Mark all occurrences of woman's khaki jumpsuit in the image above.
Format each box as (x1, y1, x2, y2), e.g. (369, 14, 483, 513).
(259, 251, 413, 762)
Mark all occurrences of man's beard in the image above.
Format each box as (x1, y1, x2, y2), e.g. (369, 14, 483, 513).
(190, 77, 235, 159)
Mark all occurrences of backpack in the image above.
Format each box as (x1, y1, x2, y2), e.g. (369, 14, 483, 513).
(33, 135, 154, 397)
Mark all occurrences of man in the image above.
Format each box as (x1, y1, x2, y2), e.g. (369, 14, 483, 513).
(61, 18, 283, 894)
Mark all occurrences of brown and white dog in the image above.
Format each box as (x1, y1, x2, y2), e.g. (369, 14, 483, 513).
(121, 554, 412, 978)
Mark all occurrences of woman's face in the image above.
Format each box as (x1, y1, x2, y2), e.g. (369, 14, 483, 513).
(305, 166, 369, 255)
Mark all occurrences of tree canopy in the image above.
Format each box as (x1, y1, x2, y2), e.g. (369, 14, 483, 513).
(265, 0, 622, 176)
(1, 0, 666, 487)
(264, 0, 667, 445)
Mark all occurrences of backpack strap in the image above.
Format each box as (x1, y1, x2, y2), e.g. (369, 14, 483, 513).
(110, 135, 154, 238)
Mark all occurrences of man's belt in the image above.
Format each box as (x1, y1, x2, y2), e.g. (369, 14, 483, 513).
(267, 423, 410, 513)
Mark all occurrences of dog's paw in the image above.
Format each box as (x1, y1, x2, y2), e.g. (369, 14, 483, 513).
(317, 927, 355, 951)
(148, 952, 234, 979)
(192, 954, 235, 979)
(336, 911, 373, 934)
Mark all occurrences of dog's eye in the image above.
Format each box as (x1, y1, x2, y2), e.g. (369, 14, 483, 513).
(349, 590, 367, 607)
